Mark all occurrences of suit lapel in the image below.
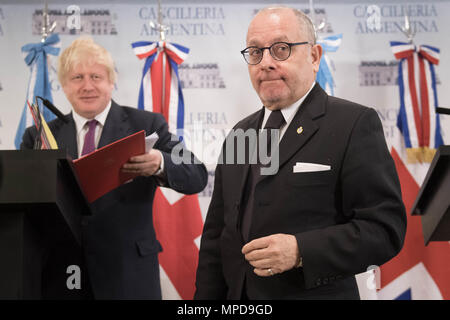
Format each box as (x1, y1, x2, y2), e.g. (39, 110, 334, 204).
(98, 100, 132, 148)
(53, 101, 132, 160)
(237, 108, 265, 205)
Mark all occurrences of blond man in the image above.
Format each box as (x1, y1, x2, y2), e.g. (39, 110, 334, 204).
(21, 37, 207, 299)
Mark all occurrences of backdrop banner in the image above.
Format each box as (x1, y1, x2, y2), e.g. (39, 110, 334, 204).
(0, 1, 449, 300)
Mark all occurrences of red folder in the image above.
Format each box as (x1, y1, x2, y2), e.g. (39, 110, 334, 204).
(72, 130, 145, 203)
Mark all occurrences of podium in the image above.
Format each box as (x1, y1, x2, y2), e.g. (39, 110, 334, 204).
(0, 150, 89, 299)
(411, 145, 450, 245)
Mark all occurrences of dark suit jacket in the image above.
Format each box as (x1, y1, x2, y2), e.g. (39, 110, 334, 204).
(21, 101, 208, 299)
(195, 84, 406, 300)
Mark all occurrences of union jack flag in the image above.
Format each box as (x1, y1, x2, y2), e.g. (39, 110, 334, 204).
(132, 40, 203, 300)
(376, 42, 450, 300)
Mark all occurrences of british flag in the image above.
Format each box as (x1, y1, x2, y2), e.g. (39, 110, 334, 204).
(376, 42, 450, 300)
(132, 40, 203, 300)
(377, 143, 450, 300)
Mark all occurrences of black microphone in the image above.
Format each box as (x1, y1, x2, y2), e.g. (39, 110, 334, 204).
(436, 107, 450, 115)
(36, 96, 69, 123)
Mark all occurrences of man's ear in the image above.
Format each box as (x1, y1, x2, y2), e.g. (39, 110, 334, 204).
(311, 44, 323, 73)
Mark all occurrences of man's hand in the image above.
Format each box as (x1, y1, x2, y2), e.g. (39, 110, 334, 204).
(122, 149, 162, 177)
(242, 234, 300, 277)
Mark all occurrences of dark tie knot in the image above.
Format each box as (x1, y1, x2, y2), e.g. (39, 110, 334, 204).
(264, 110, 285, 130)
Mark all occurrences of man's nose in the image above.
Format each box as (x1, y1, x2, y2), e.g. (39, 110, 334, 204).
(259, 48, 276, 70)
(81, 77, 95, 91)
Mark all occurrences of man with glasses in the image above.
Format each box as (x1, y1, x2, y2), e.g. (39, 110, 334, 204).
(195, 6, 406, 299)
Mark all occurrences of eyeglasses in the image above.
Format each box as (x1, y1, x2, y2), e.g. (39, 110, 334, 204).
(240, 41, 310, 65)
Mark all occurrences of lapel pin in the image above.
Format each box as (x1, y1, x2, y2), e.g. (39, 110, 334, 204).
(297, 126, 304, 134)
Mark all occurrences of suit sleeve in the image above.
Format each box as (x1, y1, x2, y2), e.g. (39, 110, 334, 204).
(20, 126, 37, 150)
(151, 113, 208, 195)
(194, 162, 228, 299)
(296, 108, 407, 289)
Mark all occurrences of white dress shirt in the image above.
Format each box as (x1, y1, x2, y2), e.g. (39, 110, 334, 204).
(261, 82, 316, 142)
(72, 101, 111, 158)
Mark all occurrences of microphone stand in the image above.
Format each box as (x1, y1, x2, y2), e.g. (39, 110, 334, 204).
(36, 96, 68, 123)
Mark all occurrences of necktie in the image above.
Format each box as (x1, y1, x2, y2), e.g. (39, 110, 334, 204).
(262, 109, 286, 158)
(241, 109, 285, 242)
(81, 120, 97, 156)
(264, 109, 285, 129)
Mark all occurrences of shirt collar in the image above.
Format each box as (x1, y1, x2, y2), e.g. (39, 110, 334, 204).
(72, 100, 112, 135)
(263, 81, 316, 127)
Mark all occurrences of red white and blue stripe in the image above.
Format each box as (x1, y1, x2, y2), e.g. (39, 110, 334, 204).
(390, 41, 443, 153)
(132, 40, 204, 300)
(132, 41, 189, 137)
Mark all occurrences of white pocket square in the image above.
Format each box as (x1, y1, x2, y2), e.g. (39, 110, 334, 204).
(293, 162, 331, 173)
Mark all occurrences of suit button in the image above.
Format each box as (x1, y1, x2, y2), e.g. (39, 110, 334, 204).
(315, 278, 322, 286)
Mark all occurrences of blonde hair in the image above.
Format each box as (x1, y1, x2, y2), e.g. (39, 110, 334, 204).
(58, 36, 117, 85)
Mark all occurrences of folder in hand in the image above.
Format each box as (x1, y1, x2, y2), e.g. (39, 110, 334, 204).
(72, 130, 146, 203)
